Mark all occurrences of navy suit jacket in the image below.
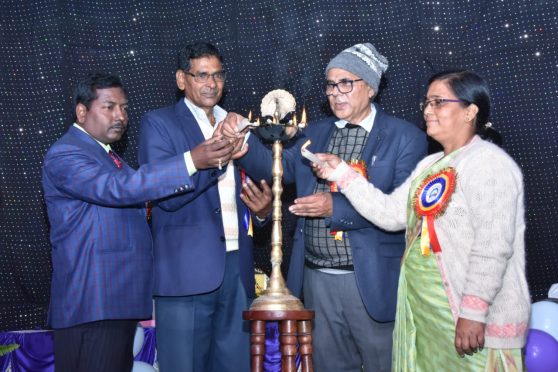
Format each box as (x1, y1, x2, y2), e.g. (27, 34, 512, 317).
(138, 101, 255, 298)
(42, 126, 193, 328)
(239, 104, 427, 321)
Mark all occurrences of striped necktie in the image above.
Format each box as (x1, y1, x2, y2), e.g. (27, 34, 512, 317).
(108, 150, 123, 169)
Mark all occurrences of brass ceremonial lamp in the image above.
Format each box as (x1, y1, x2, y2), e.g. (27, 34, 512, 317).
(242, 90, 314, 372)
(243, 90, 307, 311)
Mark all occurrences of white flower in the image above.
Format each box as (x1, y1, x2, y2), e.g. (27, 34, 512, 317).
(260, 89, 296, 120)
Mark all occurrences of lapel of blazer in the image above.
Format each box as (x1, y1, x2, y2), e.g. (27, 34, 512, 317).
(316, 120, 338, 152)
(299, 118, 337, 197)
(175, 100, 237, 203)
(68, 126, 120, 169)
(174, 100, 206, 147)
(361, 103, 388, 164)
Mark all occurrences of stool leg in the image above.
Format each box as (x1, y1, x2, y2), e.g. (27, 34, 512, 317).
(280, 319, 297, 372)
(298, 320, 313, 372)
(250, 320, 266, 372)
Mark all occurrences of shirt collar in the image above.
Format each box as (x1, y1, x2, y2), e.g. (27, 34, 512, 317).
(183, 97, 227, 129)
(73, 123, 112, 153)
(334, 103, 376, 133)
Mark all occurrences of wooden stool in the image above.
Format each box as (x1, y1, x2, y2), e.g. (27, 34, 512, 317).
(243, 309, 314, 372)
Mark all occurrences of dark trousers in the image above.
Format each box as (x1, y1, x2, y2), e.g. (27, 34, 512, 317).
(303, 267, 394, 372)
(155, 251, 250, 372)
(54, 319, 138, 372)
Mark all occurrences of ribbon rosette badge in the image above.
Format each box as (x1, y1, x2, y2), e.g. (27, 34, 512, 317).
(413, 167, 457, 255)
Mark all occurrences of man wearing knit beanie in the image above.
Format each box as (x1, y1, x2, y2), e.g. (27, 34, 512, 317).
(326, 42, 388, 93)
(225, 43, 428, 372)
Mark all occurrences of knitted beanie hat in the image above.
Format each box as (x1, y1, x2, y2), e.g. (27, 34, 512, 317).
(325, 43, 389, 92)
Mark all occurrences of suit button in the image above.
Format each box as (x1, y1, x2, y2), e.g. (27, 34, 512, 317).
(214, 208, 221, 214)
(220, 236, 226, 242)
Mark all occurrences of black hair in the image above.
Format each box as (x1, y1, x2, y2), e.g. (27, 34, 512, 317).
(428, 69, 502, 145)
(177, 42, 223, 71)
(72, 72, 126, 121)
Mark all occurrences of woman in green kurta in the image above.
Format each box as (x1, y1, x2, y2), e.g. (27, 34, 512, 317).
(393, 151, 522, 371)
(313, 70, 529, 371)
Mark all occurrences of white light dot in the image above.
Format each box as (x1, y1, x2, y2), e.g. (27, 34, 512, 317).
(505, 23, 509, 28)
(19, 128, 23, 132)
(433, 26, 440, 31)
(535, 52, 541, 57)
(129, 50, 135, 55)
(524, 34, 529, 38)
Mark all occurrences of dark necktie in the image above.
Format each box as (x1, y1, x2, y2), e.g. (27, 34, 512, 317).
(343, 123, 360, 129)
(108, 150, 123, 169)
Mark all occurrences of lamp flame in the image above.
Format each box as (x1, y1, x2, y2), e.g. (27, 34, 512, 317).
(300, 107, 307, 128)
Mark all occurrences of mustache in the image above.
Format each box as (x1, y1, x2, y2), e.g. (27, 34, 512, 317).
(110, 121, 127, 130)
(201, 87, 220, 94)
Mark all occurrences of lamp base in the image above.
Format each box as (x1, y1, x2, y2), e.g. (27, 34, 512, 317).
(249, 288, 304, 311)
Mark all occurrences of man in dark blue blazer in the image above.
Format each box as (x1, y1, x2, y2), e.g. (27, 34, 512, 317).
(137, 42, 270, 372)
(226, 43, 428, 372)
(42, 72, 240, 372)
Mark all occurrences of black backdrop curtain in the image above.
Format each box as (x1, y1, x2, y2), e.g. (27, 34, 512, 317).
(1, 0, 556, 331)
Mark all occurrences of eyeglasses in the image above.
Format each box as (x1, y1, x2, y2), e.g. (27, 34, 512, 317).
(324, 79, 363, 96)
(185, 71, 226, 83)
(419, 98, 465, 112)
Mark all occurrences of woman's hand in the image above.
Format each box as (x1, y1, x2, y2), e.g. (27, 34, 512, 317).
(312, 153, 343, 180)
(454, 317, 485, 357)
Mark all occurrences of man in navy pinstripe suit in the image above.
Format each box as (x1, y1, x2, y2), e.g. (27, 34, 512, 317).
(41, 72, 246, 372)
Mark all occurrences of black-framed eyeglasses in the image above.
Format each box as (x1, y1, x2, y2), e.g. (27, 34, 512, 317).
(324, 79, 363, 96)
(185, 70, 226, 83)
(419, 98, 465, 112)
